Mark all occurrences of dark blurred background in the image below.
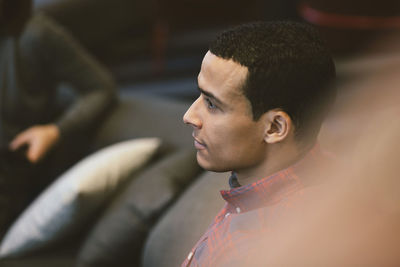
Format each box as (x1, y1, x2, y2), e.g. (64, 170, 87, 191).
(34, 0, 299, 97)
(34, 0, 400, 100)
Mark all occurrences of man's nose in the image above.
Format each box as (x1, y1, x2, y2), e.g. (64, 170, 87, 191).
(183, 98, 202, 129)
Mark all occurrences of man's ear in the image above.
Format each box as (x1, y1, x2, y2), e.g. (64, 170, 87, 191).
(263, 110, 292, 144)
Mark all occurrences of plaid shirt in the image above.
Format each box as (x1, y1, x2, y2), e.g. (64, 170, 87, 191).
(181, 145, 327, 267)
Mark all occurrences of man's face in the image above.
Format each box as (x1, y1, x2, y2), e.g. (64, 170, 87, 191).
(183, 51, 267, 172)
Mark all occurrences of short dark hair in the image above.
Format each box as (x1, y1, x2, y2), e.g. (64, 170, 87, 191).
(209, 21, 336, 143)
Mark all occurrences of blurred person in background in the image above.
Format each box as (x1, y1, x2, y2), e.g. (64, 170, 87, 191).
(0, 0, 116, 238)
(182, 21, 336, 266)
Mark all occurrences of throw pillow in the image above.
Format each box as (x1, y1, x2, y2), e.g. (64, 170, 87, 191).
(76, 148, 202, 267)
(0, 138, 161, 258)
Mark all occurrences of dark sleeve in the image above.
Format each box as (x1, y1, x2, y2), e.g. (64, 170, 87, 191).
(23, 13, 117, 138)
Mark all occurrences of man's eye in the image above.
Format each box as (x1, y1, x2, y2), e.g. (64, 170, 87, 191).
(205, 98, 217, 109)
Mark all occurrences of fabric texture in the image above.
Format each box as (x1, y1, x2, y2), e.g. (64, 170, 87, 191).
(76, 148, 202, 267)
(0, 138, 161, 259)
(142, 171, 228, 267)
(91, 93, 193, 152)
(181, 145, 330, 267)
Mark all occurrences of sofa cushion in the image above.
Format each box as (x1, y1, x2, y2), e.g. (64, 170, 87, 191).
(0, 138, 161, 259)
(92, 93, 193, 152)
(76, 148, 202, 267)
(142, 171, 229, 267)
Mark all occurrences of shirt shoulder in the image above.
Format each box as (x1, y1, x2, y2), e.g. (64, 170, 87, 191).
(19, 13, 75, 57)
(23, 13, 63, 40)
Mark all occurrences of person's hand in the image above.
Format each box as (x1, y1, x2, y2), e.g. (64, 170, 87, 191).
(9, 124, 60, 164)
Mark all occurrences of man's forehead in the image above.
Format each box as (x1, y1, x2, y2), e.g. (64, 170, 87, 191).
(198, 51, 248, 100)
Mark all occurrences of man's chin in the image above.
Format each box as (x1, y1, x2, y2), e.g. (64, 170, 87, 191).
(196, 153, 213, 171)
(196, 154, 229, 172)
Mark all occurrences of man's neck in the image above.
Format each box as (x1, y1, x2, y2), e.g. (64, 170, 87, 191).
(235, 142, 311, 186)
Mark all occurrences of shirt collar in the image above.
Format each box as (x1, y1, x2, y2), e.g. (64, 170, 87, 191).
(220, 144, 324, 213)
(228, 172, 241, 189)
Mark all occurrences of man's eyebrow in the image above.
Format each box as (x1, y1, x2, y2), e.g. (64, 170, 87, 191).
(198, 87, 224, 105)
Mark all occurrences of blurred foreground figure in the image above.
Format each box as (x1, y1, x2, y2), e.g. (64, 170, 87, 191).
(182, 21, 336, 266)
(0, 0, 115, 238)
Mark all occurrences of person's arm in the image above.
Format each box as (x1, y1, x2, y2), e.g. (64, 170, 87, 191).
(38, 13, 117, 137)
(10, 14, 116, 163)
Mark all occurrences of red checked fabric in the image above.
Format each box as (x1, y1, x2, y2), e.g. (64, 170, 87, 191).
(181, 145, 328, 267)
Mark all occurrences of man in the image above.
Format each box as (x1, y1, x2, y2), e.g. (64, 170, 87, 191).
(182, 21, 336, 266)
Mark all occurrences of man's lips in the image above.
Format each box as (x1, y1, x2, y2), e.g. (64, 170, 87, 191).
(192, 134, 206, 150)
